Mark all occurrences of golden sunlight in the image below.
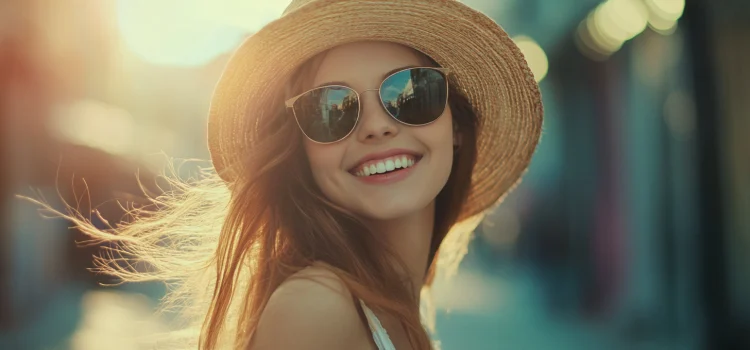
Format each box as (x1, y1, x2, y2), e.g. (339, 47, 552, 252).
(115, 0, 290, 66)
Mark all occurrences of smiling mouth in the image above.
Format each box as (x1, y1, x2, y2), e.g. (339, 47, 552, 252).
(350, 154, 423, 177)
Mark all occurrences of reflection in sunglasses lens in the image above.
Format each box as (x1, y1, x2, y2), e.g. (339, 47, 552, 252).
(292, 68, 447, 143)
(294, 86, 359, 143)
(380, 68, 447, 125)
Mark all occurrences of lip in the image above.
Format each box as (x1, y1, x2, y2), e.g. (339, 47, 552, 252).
(348, 148, 422, 172)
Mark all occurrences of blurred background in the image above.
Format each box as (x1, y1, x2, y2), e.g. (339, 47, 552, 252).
(0, 0, 748, 349)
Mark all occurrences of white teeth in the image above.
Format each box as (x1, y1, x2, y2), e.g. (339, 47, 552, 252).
(385, 159, 395, 171)
(353, 155, 419, 177)
(376, 162, 386, 174)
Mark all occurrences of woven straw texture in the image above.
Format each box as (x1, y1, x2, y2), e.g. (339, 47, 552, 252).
(207, 0, 543, 221)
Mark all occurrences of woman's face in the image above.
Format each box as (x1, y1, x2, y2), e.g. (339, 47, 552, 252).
(302, 41, 454, 221)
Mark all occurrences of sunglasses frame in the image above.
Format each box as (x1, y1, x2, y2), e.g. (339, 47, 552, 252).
(284, 66, 451, 144)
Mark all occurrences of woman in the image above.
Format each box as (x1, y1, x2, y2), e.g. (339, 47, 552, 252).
(38, 0, 543, 349)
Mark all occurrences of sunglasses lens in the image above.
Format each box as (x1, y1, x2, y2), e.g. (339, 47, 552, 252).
(380, 68, 448, 125)
(293, 86, 359, 143)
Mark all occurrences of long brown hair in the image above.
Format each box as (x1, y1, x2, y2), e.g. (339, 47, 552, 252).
(28, 45, 479, 350)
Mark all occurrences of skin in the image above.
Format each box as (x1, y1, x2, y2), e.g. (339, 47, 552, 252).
(304, 41, 455, 302)
(251, 264, 377, 349)
(252, 41, 455, 350)
(304, 41, 454, 223)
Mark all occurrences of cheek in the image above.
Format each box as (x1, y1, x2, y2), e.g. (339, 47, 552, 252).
(302, 139, 346, 191)
(411, 110, 455, 190)
(420, 111, 455, 162)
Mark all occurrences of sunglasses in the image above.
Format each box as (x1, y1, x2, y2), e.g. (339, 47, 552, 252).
(285, 67, 450, 144)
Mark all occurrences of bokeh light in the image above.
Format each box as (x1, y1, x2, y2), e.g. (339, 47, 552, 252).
(646, 0, 686, 21)
(576, 0, 683, 60)
(577, 0, 649, 59)
(597, 0, 649, 43)
(644, 0, 685, 34)
(513, 36, 549, 82)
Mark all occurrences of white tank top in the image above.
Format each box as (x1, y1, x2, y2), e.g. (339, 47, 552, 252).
(358, 299, 397, 350)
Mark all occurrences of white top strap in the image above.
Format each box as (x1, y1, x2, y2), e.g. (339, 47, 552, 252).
(358, 299, 397, 350)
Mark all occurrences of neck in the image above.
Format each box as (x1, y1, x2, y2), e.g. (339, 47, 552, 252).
(363, 201, 435, 302)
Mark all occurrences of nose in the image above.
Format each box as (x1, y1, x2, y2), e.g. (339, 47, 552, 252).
(355, 89, 399, 142)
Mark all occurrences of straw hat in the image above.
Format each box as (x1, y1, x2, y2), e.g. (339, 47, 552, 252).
(207, 0, 543, 221)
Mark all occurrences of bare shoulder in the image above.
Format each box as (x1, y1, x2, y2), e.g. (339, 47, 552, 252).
(249, 263, 373, 350)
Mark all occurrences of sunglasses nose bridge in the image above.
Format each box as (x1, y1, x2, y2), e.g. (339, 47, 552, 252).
(355, 88, 383, 110)
(356, 87, 385, 113)
(354, 86, 399, 140)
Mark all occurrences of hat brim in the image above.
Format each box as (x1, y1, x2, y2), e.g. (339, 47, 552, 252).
(207, 0, 543, 221)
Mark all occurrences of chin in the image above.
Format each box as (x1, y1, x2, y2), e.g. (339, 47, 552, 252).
(354, 197, 432, 221)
